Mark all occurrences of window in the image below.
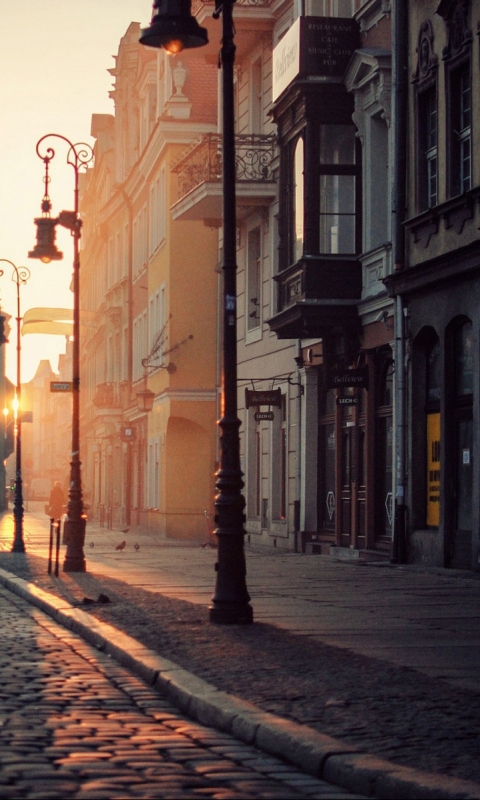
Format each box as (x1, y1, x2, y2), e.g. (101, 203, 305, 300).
(149, 168, 166, 256)
(250, 57, 262, 134)
(246, 227, 261, 333)
(133, 310, 147, 382)
(149, 285, 167, 370)
(418, 85, 438, 209)
(448, 62, 471, 196)
(319, 124, 357, 254)
(147, 437, 160, 509)
(293, 138, 304, 262)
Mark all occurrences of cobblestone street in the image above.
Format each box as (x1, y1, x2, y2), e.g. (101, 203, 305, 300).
(0, 585, 363, 800)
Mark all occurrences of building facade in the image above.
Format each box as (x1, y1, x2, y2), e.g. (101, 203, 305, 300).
(79, 22, 219, 540)
(386, 0, 480, 570)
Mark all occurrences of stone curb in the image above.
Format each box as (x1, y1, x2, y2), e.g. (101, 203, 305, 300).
(1, 567, 479, 800)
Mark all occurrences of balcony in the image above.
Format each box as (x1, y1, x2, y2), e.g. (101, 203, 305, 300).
(268, 255, 361, 339)
(93, 382, 123, 410)
(171, 133, 277, 224)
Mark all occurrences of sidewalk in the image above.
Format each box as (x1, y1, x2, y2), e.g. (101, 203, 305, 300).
(1, 506, 480, 799)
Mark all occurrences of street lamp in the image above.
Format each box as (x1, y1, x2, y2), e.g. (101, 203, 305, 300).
(29, 135, 93, 572)
(140, 0, 253, 623)
(0, 259, 31, 552)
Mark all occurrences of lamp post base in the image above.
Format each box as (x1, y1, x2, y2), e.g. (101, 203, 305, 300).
(63, 516, 86, 572)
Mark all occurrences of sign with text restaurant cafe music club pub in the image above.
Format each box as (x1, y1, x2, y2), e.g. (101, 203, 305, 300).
(272, 16, 359, 102)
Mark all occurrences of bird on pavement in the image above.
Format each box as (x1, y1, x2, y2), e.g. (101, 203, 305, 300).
(121, 527, 130, 534)
(89, 541, 94, 548)
(115, 540, 126, 551)
(134, 543, 140, 551)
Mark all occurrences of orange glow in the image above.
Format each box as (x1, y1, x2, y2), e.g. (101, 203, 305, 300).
(164, 39, 184, 55)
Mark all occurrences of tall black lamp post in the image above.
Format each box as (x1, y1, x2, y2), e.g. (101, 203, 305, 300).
(0, 259, 30, 552)
(140, 0, 253, 623)
(29, 134, 93, 572)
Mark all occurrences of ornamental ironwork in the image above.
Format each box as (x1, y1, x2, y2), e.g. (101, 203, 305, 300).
(172, 133, 276, 199)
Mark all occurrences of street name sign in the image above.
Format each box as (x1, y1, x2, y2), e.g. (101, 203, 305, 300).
(50, 382, 72, 392)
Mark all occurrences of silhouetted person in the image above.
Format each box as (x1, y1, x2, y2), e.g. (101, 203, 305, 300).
(49, 481, 65, 520)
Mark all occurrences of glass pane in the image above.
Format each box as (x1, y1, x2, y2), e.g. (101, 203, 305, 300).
(320, 124, 356, 164)
(323, 423, 335, 530)
(319, 214, 355, 254)
(427, 338, 441, 404)
(456, 418, 472, 530)
(455, 322, 473, 396)
(293, 138, 304, 262)
(320, 174, 355, 214)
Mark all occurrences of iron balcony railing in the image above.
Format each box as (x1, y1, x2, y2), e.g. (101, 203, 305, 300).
(172, 133, 276, 200)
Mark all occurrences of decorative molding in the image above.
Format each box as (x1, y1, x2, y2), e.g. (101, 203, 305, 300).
(412, 19, 438, 84)
(436, 0, 473, 60)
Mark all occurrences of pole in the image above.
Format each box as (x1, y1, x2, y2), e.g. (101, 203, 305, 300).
(32, 136, 93, 572)
(62, 149, 86, 572)
(209, 0, 253, 624)
(0, 260, 30, 553)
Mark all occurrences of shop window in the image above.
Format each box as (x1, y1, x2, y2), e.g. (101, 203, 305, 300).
(426, 336, 441, 526)
(271, 394, 287, 520)
(375, 358, 393, 539)
(318, 383, 336, 534)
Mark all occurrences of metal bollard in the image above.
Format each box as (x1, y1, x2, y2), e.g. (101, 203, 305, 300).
(54, 519, 61, 577)
(48, 518, 54, 574)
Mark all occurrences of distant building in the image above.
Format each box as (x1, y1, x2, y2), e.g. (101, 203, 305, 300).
(80, 23, 219, 539)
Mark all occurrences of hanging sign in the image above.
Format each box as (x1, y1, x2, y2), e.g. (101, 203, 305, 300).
(245, 388, 282, 408)
(327, 368, 368, 390)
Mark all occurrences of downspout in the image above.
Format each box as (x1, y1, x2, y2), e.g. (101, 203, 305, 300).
(121, 187, 134, 526)
(391, 0, 408, 563)
(294, 339, 302, 551)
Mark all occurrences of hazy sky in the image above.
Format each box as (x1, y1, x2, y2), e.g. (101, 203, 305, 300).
(0, 1, 151, 384)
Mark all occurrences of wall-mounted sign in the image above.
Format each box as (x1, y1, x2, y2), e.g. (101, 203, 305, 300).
(245, 388, 282, 408)
(336, 396, 359, 406)
(120, 426, 136, 442)
(328, 368, 368, 390)
(254, 411, 274, 421)
(272, 16, 359, 102)
(50, 381, 72, 392)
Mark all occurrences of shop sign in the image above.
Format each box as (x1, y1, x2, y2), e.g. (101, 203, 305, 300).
(328, 368, 368, 390)
(272, 16, 359, 101)
(336, 396, 359, 406)
(245, 389, 282, 408)
(426, 412, 440, 526)
(254, 411, 274, 421)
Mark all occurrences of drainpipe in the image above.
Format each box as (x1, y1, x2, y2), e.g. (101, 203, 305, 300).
(294, 339, 302, 551)
(391, 0, 408, 563)
(121, 187, 134, 526)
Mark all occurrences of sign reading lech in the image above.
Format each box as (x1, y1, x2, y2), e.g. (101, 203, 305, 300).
(245, 388, 282, 409)
(254, 411, 274, 421)
(50, 381, 73, 392)
(336, 396, 359, 406)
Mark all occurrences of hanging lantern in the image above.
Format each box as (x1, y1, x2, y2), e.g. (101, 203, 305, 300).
(139, 0, 208, 54)
(28, 217, 63, 263)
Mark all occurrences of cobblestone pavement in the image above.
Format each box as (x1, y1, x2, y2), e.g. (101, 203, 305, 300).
(0, 585, 364, 800)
